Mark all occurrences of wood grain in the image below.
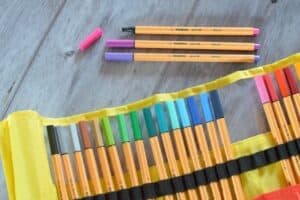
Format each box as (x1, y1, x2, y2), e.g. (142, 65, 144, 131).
(1, 0, 300, 199)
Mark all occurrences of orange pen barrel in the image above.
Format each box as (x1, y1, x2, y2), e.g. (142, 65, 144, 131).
(70, 124, 93, 199)
(78, 122, 104, 197)
(91, 119, 117, 199)
(47, 126, 69, 200)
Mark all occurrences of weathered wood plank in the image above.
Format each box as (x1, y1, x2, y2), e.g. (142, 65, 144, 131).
(0, 0, 66, 117)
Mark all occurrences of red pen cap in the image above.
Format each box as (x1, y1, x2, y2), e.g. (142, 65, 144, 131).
(263, 75, 279, 102)
(274, 69, 291, 97)
(283, 67, 299, 95)
(254, 184, 300, 200)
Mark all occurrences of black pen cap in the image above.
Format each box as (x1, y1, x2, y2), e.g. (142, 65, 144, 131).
(47, 125, 61, 155)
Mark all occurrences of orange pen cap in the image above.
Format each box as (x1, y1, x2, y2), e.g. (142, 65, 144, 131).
(274, 69, 291, 97)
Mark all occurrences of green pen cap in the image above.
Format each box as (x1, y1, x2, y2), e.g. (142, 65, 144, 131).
(101, 117, 115, 146)
(129, 111, 143, 141)
(116, 114, 130, 143)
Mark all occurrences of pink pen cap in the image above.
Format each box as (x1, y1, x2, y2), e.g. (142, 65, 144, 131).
(254, 76, 270, 104)
(253, 28, 260, 36)
(106, 39, 135, 48)
(79, 27, 103, 52)
(105, 52, 133, 62)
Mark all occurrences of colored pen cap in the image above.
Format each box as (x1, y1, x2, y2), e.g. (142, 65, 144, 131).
(263, 75, 279, 102)
(200, 93, 215, 122)
(101, 117, 115, 146)
(284, 67, 299, 95)
(70, 124, 82, 152)
(91, 119, 104, 147)
(175, 99, 191, 128)
(275, 69, 291, 97)
(47, 125, 61, 154)
(105, 52, 133, 62)
(253, 28, 260, 36)
(78, 121, 93, 149)
(116, 114, 130, 143)
(186, 96, 202, 125)
(254, 76, 270, 104)
(166, 101, 180, 130)
(79, 27, 103, 52)
(143, 108, 157, 137)
(106, 39, 135, 48)
(295, 63, 300, 81)
(129, 111, 143, 141)
(154, 103, 169, 133)
(209, 90, 224, 119)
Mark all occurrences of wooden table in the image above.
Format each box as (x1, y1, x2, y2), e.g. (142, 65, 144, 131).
(1, 0, 300, 199)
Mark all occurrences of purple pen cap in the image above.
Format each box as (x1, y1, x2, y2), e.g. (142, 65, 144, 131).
(254, 44, 261, 50)
(106, 39, 135, 48)
(255, 55, 260, 63)
(105, 52, 133, 62)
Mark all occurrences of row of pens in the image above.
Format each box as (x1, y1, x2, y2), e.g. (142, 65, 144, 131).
(105, 26, 260, 63)
(47, 66, 300, 200)
(47, 90, 244, 200)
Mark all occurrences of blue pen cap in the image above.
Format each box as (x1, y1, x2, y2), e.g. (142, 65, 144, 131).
(200, 93, 214, 122)
(154, 104, 169, 133)
(166, 101, 180, 130)
(175, 99, 191, 128)
(142, 108, 157, 137)
(209, 90, 224, 119)
(187, 96, 202, 125)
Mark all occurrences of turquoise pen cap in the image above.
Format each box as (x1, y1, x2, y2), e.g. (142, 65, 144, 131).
(200, 93, 214, 122)
(175, 99, 191, 128)
(143, 108, 157, 137)
(154, 103, 169, 133)
(166, 101, 180, 130)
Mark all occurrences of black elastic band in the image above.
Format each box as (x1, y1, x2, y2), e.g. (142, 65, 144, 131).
(129, 187, 143, 200)
(87, 137, 300, 200)
(156, 179, 174, 196)
(94, 194, 106, 200)
(183, 173, 196, 189)
(118, 190, 130, 200)
(171, 176, 185, 193)
(142, 183, 156, 199)
(105, 192, 118, 200)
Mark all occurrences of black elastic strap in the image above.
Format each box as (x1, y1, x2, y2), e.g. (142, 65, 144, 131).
(205, 166, 218, 183)
(129, 187, 143, 200)
(105, 192, 118, 200)
(171, 176, 185, 193)
(183, 173, 196, 189)
(92, 137, 300, 200)
(216, 164, 229, 179)
(287, 140, 298, 156)
(253, 151, 268, 168)
(226, 159, 240, 176)
(277, 144, 289, 160)
(118, 190, 130, 200)
(194, 170, 208, 185)
(142, 183, 157, 199)
(94, 194, 106, 200)
(156, 179, 174, 196)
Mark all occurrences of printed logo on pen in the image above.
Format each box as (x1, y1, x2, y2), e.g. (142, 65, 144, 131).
(174, 42, 187, 45)
(173, 54, 186, 57)
(175, 28, 188, 31)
